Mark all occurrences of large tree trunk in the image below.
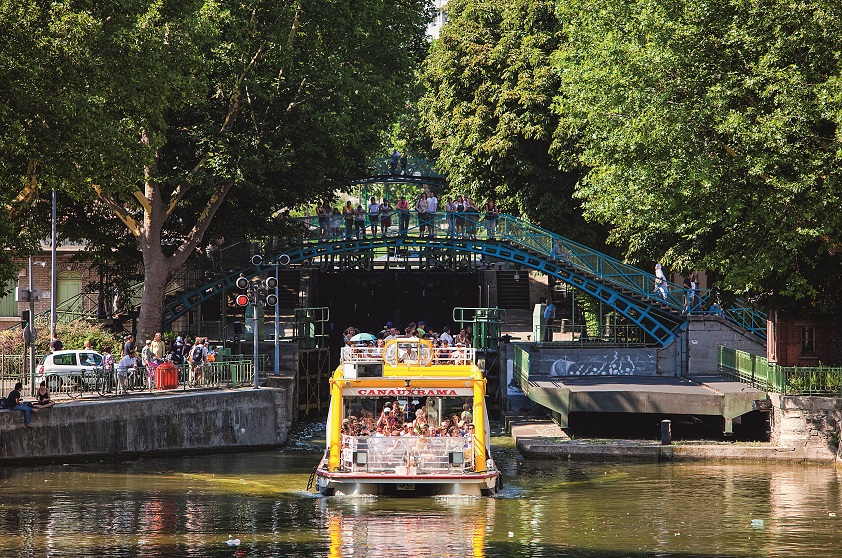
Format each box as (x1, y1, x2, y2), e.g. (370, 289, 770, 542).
(136, 247, 172, 341)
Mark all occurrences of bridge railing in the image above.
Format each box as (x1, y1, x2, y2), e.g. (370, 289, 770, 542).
(719, 346, 842, 396)
(168, 211, 766, 340)
(495, 214, 767, 338)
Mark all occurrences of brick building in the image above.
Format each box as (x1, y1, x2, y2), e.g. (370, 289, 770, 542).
(767, 311, 842, 367)
(0, 240, 97, 331)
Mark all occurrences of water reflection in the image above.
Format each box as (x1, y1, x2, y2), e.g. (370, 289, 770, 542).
(321, 497, 495, 558)
(1, 439, 841, 557)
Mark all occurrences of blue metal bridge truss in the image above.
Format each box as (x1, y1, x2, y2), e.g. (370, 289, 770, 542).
(162, 212, 766, 347)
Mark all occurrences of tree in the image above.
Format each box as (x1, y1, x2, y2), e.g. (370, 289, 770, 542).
(0, 0, 432, 338)
(419, 0, 607, 246)
(555, 0, 842, 313)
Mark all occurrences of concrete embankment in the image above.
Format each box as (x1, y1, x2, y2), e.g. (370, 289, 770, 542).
(0, 386, 294, 464)
(510, 419, 838, 463)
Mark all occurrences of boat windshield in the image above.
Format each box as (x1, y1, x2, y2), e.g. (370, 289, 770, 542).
(341, 396, 475, 438)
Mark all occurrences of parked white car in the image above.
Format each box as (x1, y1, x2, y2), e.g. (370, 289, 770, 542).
(36, 350, 104, 391)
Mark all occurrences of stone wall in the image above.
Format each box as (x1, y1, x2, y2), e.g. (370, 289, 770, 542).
(769, 393, 841, 462)
(686, 315, 766, 375)
(0, 387, 294, 464)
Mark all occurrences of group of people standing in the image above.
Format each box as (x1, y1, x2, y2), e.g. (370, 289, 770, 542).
(654, 264, 700, 312)
(313, 190, 500, 241)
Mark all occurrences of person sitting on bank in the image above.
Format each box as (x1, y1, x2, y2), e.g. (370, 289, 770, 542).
(32, 381, 55, 410)
(6, 382, 38, 427)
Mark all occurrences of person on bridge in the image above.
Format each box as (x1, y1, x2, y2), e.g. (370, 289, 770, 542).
(445, 197, 457, 237)
(415, 192, 429, 235)
(343, 201, 355, 240)
(654, 263, 668, 299)
(379, 198, 392, 236)
(367, 197, 380, 237)
(400, 150, 408, 174)
(389, 149, 400, 174)
(330, 207, 342, 239)
(683, 272, 698, 312)
(397, 196, 410, 235)
(427, 188, 438, 237)
(484, 199, 499, 239)
(317, 202, 330, 240)
(354, 204, 366, 239)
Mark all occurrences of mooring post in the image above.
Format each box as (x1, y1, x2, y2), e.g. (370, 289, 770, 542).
(661, 419, 672, 445)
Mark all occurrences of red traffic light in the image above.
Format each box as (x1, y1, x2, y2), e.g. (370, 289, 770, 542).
(235, 294, 250, 307)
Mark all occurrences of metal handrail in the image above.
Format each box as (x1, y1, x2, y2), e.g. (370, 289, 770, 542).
(161, 211, 766, 338)
(341, 345, 476, 365)
(340, 434, 475, 474)
(718, 346, 842, 396)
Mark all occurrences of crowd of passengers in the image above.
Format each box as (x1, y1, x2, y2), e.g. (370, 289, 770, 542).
(341, 399, 475, 438)
(344, 320, 474, 349)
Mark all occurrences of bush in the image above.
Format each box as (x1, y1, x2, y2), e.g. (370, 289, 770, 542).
(0, 322, 122, 356)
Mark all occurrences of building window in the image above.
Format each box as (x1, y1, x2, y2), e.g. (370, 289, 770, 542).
(801, 326, 815, 356)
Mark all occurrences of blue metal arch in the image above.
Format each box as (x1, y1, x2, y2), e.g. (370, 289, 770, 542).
(163, 236, 684, 346)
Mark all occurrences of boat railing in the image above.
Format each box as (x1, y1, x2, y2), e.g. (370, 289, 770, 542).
(340, 345, 476, 365)
(340, 435, 475, 475)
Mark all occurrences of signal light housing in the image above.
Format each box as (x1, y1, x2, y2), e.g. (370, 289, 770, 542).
(235, 294, 250, 307)
(265, 276, 278, 289)
(266, 294, 278, 306)
(235, 276, 249, 290)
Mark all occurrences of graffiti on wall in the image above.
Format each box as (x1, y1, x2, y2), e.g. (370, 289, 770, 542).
(541, 349, 656, 377)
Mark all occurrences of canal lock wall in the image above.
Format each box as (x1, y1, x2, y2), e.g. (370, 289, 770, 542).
(769, 393, 842, 462)
(0, 387, 295, 464)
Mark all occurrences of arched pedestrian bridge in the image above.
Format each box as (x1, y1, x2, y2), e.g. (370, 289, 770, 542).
(163, 211, 767, 346)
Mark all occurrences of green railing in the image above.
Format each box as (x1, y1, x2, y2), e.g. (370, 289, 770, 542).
(718, 346, 842, 396)
(513, 345, 531, 395)
(0, 354, 261, 397)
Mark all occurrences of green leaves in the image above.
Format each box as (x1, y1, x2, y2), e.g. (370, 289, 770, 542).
(555, 0, 842, 312)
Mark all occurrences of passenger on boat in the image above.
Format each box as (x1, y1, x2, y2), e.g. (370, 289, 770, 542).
(460, 403, 473, 424)
(399, 344, 417, 363)
(425, 398, 439, 426)
(412, 409, 428, 435)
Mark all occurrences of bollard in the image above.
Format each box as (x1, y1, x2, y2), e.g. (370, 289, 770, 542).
(660, 419, 672, 445)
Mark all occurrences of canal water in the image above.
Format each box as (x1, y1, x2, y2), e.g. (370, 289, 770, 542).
(1, 425, 840, 557)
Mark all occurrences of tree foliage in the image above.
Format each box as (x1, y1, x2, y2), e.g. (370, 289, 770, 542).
(555, 0, 842, 312)
(1, 0, 432, 335)
(419, 0, 606, 246)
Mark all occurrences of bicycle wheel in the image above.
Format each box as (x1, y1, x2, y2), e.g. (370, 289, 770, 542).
(65, 375, 84, 399)
(96, 371, 113, 396)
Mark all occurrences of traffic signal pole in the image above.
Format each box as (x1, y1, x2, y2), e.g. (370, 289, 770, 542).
(274, 263, 279, 376)
(28, 256, 36, 394)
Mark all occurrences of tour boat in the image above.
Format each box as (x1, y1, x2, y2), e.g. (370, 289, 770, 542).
(314, 337, 500, 496)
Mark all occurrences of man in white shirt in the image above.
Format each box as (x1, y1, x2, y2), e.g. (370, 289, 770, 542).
(426, 189, 438, 237)
(439, 326, 454, 346)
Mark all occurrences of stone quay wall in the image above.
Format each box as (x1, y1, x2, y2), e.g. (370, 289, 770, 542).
(0, 387, 294, 464)
(769, 393, 842, 462)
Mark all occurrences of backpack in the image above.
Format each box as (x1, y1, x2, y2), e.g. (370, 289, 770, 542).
(543, 304, 555, 320)
(191, 345, 204, 363)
